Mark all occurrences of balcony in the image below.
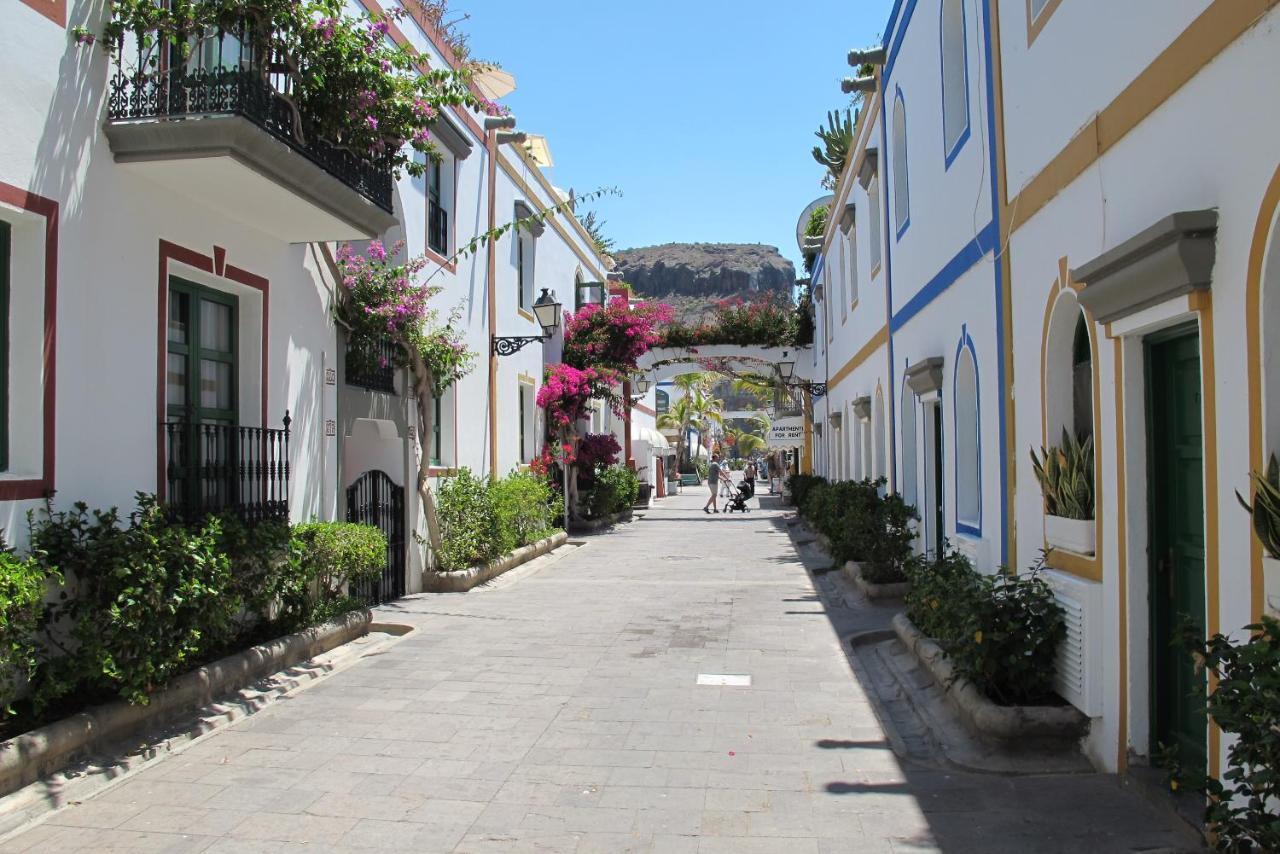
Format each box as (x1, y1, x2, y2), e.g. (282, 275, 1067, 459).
(163, 413, 291, 524)
(345, 335, 398, 394)
(103, 30, 397, 242)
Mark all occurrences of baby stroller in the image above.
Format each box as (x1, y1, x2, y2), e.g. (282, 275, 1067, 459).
(724, 478, 755, 513)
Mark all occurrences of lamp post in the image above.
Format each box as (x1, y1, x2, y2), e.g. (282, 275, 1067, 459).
(492, 288, 562, 356)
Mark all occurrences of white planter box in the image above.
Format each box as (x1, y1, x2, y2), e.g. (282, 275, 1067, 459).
(1264, 556, 1280, 617)
(1045, 515, 1095, 556)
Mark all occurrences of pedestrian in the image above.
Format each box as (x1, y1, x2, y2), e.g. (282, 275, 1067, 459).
(744, 460, 757, 496)
(703, 454, 724, 514)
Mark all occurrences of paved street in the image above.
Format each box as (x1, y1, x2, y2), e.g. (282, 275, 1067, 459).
(0, 489, 1201, 853)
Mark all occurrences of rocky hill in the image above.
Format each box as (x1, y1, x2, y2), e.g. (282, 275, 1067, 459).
(613, 243, 796, 322)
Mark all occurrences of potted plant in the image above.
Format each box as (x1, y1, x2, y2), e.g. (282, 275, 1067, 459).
(1030, 429, 1095, 555)
(1237, 453, 1280, 614)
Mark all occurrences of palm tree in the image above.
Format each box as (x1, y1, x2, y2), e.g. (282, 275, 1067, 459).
(658, 385, 724, 471)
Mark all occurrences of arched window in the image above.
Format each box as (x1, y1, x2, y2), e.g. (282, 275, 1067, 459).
(869, 177, 883, 271)
(892, 92, 910, 237)
(901, 380, 918, 508)
(954, 341, 980, 529)
(941, 0, 969, 161)
(1072, 313, 1093, 439)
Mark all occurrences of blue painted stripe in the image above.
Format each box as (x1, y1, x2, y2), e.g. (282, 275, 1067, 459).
(889, 219, 997, 331)
(884, 0, 919, 84)
(883, 0, 908, 50)
(810, 253, 825, 283)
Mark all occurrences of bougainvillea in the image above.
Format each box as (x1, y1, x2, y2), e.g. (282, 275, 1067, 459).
(577, 433, 622, 470)
(562, 297, 674, 373)
(85, 0, 488, 178)
(658, 293, 799, 349)
(536, 364, 619, 431)
(530, 442, 576, 477)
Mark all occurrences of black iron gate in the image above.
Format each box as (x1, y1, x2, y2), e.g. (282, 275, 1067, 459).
(346, 470, 406, 604)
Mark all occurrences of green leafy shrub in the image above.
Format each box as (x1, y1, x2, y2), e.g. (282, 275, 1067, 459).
(1030, 429, 1094, 519)
(904, 549, 1065, 706)
(1236, 453, 1280, 559)
(217, 516, 297, 629)
(491, 471, 556, 551)
(787, 474, 827, 509)
(291, 521, 386, 607)
(30, 496, 241, 707)
(1163, 617, 1280, 852)
(0, 542, 53, 712)
(586, 466, 640, 518)
(798, 478, 916, 581)
(437, 468, 501, 571)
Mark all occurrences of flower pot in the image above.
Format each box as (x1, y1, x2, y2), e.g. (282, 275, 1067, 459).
(1264, 556, 1280, 616)
(1044, 514, 1095, 556)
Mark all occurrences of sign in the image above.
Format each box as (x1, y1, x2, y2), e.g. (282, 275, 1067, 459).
(324, 419, 336, 437)
(324, 367, 337, 386)
(766, 417, 805, 449)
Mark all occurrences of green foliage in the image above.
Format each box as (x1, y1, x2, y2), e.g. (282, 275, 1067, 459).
(0, 542, 53, 713)
(1030, 429, 1094, 520)
(802, 206, 828, 275)
(586, 466, 640, 519)
(291, 521, 386, 605)
(437, 469, 559, 570)
(217, 516, 296, 629)
(30, 496, 241, 707)
(580, 210, 615, 256)
(490, 471, 556, 553)
(786, 474, 827, 510)
(904, 549, 1066, 706)
(1162, 617, 1280, 852)
(657, 293, 799, 349)
(812, 109, 855, 188)
(1236, 453, 1280, 560)
(436, 468, 501, 571)
(798, 478, 917, 581)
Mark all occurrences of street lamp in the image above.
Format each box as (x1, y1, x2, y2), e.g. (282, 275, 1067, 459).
(492, 288, 562, 356)
(777, 352, 796, 381)
(634, 376, 653, 395)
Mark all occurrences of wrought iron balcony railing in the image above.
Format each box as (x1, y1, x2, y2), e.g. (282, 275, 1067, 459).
(345, 335, 398, 394)
(106, 27, 393, 213)
(163, 412, 291, 524)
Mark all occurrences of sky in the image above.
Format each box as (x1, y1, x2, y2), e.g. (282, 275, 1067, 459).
(461, 0, 893, 273)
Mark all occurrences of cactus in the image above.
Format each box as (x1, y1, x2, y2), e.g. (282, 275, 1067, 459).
(1029, 429, 1094, 520)
(1236, 453, 1280, 560)
(812, 109, 855, 185)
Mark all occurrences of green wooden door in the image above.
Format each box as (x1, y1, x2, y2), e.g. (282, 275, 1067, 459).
(1146, 326, 1207, 773)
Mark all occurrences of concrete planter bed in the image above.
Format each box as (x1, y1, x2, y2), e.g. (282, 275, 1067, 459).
(843, 561, 910, 600)
(892, 612, 1088, 750)
(425, 531, 569, 592)
(568, 509, 633, 535)
(0, 609, 371, 799)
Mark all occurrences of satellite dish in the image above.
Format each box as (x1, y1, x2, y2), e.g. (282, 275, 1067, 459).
(795, 195, 835, 254)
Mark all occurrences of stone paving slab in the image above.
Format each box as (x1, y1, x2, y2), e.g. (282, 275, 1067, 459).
(0, 488, 1204, 853)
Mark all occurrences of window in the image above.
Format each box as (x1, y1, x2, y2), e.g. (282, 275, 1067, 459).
(941, 0, 969, 163)
(427, 157, 449, 255)
(874, 388, 886, 483)
(517, 227, 534, 310)
(0, 221, 8, 471)
(656, 389, 670, 414)
(901, 381, 918, 508)
(954, 342, 980, 529)
(1072, 313, 1093, 439)
(861, 412, 872, 481)
(892, 92, 910, 237)
(519, 381, 536, 463)
(839, 236, 848, 323)
(849, 228, 860, 307)
(869, 178, 882, 273)
(431, 393, 442, 466)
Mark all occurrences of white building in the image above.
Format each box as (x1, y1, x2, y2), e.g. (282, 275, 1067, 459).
(806, 0, 1280, 780)
(1, 0, 609, 595)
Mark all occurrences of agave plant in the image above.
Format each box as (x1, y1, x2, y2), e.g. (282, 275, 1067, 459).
(812, 109, 855, 186)
(1029, 429, 1094, 520)
(1236, 454, 1280, 560)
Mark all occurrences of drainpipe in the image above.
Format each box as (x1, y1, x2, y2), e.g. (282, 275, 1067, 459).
(486, 128, 499, 480)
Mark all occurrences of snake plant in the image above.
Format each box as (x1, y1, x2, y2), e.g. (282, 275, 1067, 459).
(1029, 429, 1094, 520)
(1236, 454, 1280, 560)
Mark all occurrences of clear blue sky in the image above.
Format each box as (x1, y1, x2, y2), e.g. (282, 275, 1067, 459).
(462, 0, 892, 273)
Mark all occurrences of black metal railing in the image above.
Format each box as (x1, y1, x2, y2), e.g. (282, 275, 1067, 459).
(428, 198, 448, 255)
(163, 412, 291, 523)
(106, 27, 393, 212)
(345, 336, 398, 394)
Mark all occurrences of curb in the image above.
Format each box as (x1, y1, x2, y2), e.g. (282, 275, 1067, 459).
(567, 509, 633, 535)
(843, 561, 911, 600)
(0, 609, 372, 799)
(424, 531, 569, 592)
(891, 612, 1088, 747)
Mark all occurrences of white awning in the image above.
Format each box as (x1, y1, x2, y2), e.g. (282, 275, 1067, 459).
(633, 426, 670, 450)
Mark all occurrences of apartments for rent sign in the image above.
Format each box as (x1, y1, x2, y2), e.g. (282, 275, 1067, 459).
(766, 417, 805, 448)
